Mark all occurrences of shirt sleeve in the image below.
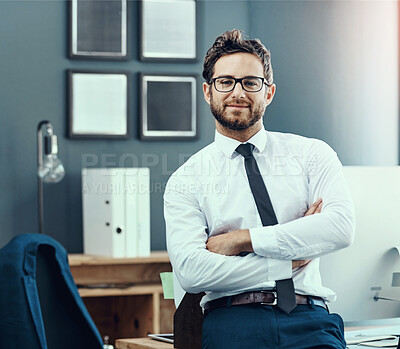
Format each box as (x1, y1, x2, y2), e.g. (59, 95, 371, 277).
(250, 139, 356, 260)
(164, 173, 292, 294)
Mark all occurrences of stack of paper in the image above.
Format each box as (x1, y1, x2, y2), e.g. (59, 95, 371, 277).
(347, 335, 397, 347)
(359, 338, 399, 347)
(345, 325, 400, 348)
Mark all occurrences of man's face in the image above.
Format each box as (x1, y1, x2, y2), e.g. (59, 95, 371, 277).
(203, 52, 275, 131)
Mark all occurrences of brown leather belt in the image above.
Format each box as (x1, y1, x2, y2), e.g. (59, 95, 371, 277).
(205, 291, 327, 312)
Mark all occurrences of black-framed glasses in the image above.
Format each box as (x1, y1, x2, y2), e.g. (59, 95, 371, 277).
(210, 76, 268, 93)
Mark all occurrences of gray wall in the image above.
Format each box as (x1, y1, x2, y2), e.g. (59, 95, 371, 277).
(251, 0, 398, 165)
(0, 0, 249, 252)
(0, 1, 398, 254)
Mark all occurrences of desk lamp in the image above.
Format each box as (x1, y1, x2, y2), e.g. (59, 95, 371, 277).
(37, 120, 65, 234)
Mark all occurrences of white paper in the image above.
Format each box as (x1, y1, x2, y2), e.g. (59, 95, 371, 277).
(345, 325, 400, 344)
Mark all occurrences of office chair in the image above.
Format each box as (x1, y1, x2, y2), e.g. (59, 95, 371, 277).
(36, 244, 103, 349)
(0, 233, 103, 349)
(174, 292, 204, 349)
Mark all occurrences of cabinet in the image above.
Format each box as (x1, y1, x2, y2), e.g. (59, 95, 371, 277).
(68, 252, 175, 344)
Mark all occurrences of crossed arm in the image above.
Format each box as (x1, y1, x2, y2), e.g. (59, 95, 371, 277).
(165, 140, 355, 293)
(206, 198, 323, 269)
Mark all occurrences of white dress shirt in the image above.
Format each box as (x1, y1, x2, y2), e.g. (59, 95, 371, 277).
(164, 127, 355, 309)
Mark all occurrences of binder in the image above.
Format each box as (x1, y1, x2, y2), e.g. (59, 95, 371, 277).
(125, 168, 139, 257)
(82, 168, 151, 258)
(137, 168, 151, 257)
(82, 168, 126, 257)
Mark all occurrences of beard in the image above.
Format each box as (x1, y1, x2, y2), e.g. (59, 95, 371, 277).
(209, 90, 266, 131)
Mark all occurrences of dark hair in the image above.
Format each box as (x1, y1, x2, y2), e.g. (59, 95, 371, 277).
(202, 29, 273, 85)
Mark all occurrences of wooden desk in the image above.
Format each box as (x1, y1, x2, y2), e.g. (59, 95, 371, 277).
(68, 253, 175, 344)
(116, 338, 173, 349)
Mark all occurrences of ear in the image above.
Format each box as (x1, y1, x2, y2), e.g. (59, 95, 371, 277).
(265, 83, 276, 107)
(203, 82, 211, 105)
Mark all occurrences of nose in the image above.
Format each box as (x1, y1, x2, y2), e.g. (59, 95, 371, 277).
(231, 80, 246, 98)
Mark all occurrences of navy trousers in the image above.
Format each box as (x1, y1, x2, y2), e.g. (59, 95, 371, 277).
(202, 302, 346, 349)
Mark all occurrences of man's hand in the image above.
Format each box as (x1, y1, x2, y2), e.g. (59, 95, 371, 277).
(206, 229, 253, 256)
(292, 198, 323, 270)
(292, 259, 311, 269)
(304, 197, 323, 217)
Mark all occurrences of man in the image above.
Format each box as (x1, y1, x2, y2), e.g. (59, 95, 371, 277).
(164, 29, 355, 349)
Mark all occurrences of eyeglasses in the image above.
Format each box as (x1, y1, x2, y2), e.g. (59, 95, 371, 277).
(210, 76, 268, 93)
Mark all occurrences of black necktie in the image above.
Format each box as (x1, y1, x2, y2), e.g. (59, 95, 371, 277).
(236, 143, 296, 314)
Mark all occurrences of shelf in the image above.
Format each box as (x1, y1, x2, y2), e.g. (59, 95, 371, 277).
(69, 252, 172, 285)
(68, 253, 175, 343)
(78, 284, 163, 298)
(68, 251, 170, 266)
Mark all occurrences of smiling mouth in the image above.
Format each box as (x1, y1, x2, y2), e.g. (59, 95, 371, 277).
(226, 105, 249, 109)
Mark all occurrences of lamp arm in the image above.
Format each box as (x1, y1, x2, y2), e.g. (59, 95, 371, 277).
(37, 120, 52, 234)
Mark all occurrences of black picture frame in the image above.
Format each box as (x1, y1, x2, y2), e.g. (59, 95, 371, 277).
(69, 0, 128, 60)
(140, 74, 197, 140)
(68, 70, 130, 139)
(140, 0, 197, 62)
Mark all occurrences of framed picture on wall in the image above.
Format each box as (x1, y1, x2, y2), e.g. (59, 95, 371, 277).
(140, 0, 196, 61)
(140, 74, 197, 140)
(69, 0, 127, 59)
(68, 70, 129, 139)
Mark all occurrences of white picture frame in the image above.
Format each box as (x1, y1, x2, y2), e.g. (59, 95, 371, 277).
(68, 70, 129, 139)
(140, 0, 196, 61)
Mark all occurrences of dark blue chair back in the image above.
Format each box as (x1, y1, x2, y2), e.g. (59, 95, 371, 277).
(0, 233, 103, 349)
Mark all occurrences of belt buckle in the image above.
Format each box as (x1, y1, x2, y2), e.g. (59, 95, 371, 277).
(260, 291, 278, 306)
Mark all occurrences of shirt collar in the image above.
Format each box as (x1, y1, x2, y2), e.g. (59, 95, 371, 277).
(214, 126, 268, 158)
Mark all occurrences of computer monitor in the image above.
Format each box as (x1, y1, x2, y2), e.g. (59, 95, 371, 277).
(320, 166, 400, 321)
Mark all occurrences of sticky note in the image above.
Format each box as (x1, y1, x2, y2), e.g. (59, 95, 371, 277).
(160, 272, 174, 299)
